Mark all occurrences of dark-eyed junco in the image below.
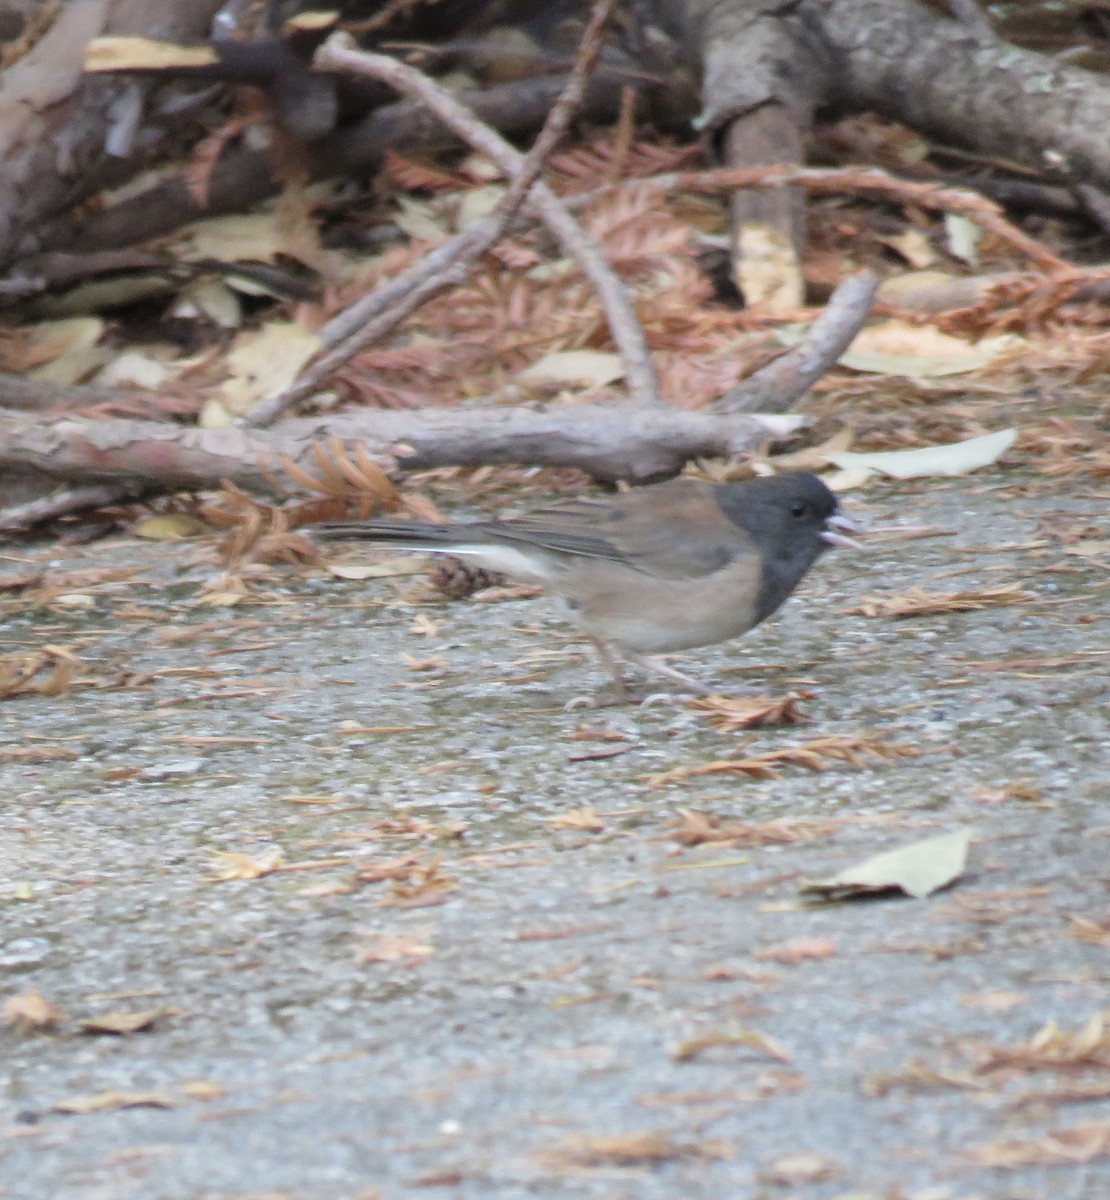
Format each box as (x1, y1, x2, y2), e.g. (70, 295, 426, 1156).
(314, 472, 861, 700)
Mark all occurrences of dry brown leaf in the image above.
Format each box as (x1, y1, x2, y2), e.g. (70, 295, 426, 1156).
(0, 646, 82, 699)
(0, 745, 80, 763)
(733, 223, 804, 311)
(183, 115, 251, 208)
(384, 150, 470, 192)
(355, 933, 435, 964)
(966, 1122, 1110, 1168)
(194, 572, 250, 607)
(0, 569, 44, 592)
(1009, 1081, 1110, 1110)
(761, 1153, 840, 1186)
(960, 990, 1030, 1012)
(199, 484, 318, 568)
(671, 1026, 792, 1063)
(863, 1057, 992, 1097)
(3, 989, 63, 1033)
(1070, 917, 1110, 947)
(354, 852, 424, 883)
(688, 692, 809, 732)
(53, 1090, 178, 1115)
(270, 438, 402, 513)
(547, 806, 605, 833)
(801, 829, 971, 901)
(665, 811, 839, 848)
(132, 514, 211, 540)
(565, 726, 631, 744)
(549, 137, 702, 188)
(536, 1131, 729, 1171)
(972, 781, 1044, 805)
(851, 584, 1029, 618)
(973, 1012, 1110, 1073)
(361, 855, 457, 909)
(78, 1009, 163, 1036)
(755, 938, 838, 965)
(207, 849, 285, 882)
(218, 320, 320, 414)
(400, 654, 448, 673)
(643, 734, 920, 787)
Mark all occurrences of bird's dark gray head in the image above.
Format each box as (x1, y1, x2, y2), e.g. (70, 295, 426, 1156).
(714, 472, 858, 624)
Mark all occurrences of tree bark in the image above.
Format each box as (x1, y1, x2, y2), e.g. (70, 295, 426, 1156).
(20, 72, 631, 266)
(0, 0, 224, 266)
(0, 404, 801, 502)
(818, 0, 1110, 185)
(650, 0, 1110, 191)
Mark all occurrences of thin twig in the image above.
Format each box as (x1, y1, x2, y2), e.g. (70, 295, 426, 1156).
(313, 225, 493, 352)
(303, 33, 658, 404)
(0, 483, 141, 535)
(717, 271, 876, 414)
(573, 165, 1072, 273)
(246, 0, 619, 428)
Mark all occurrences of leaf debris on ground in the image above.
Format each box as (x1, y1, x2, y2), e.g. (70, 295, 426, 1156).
(800, 829, 972, 901)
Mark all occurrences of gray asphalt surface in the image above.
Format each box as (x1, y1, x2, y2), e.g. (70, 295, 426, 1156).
(2, 472, 1108, 1199)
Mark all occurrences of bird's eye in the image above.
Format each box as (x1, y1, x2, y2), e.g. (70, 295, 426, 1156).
(790, 501, 808, 518)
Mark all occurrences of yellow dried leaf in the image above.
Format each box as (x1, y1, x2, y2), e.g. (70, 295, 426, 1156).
(3, 989, 63, 1032)
(547, 806, 605, 832)
(180, 1080, 226, 1100)
(356, 933, 435, 963)
(132, 514, 210, 540)
(218, 321, 320, 414)
(837, 320, 1023, 378)
(974, 1012, 1110, 1072)
(762, 1153, 840, 1186)
(78, 1009, 162, 1035)
(967, 1123, 1110, 1168)
(207, 849, 285, 882)
(199, 398, 235, 428)
(53, 1090, 177, 1115)
(671, 1026, 792, 1063)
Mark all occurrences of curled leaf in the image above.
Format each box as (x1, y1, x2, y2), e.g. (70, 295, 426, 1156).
(801, 829, 972, 901)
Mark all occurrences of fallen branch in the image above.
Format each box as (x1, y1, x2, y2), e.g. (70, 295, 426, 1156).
(0, 404, 799, 526)
(576, 164, 1072, 272)
(245, 0, 620, 427)
(0, 373, 137, 414)
(0, 483, 144, 534)
(304, 33, 659, 409)
(21, 72, 631, 268)
(718, 270, 876, 413)
(0, 261, 867, 530)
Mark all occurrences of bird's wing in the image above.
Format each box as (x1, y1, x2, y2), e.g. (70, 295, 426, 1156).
(496, 479, 755, 580)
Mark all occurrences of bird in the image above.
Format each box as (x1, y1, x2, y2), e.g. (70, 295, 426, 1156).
(312, 472, 862, 702)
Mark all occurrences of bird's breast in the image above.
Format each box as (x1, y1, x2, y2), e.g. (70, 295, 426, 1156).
(557, 559, 764, 653)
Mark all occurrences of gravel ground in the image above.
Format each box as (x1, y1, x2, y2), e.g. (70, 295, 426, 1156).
(2, 471, 1108, 1200)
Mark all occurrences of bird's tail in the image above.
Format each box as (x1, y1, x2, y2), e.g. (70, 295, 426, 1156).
(310, 520, 484, 550)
